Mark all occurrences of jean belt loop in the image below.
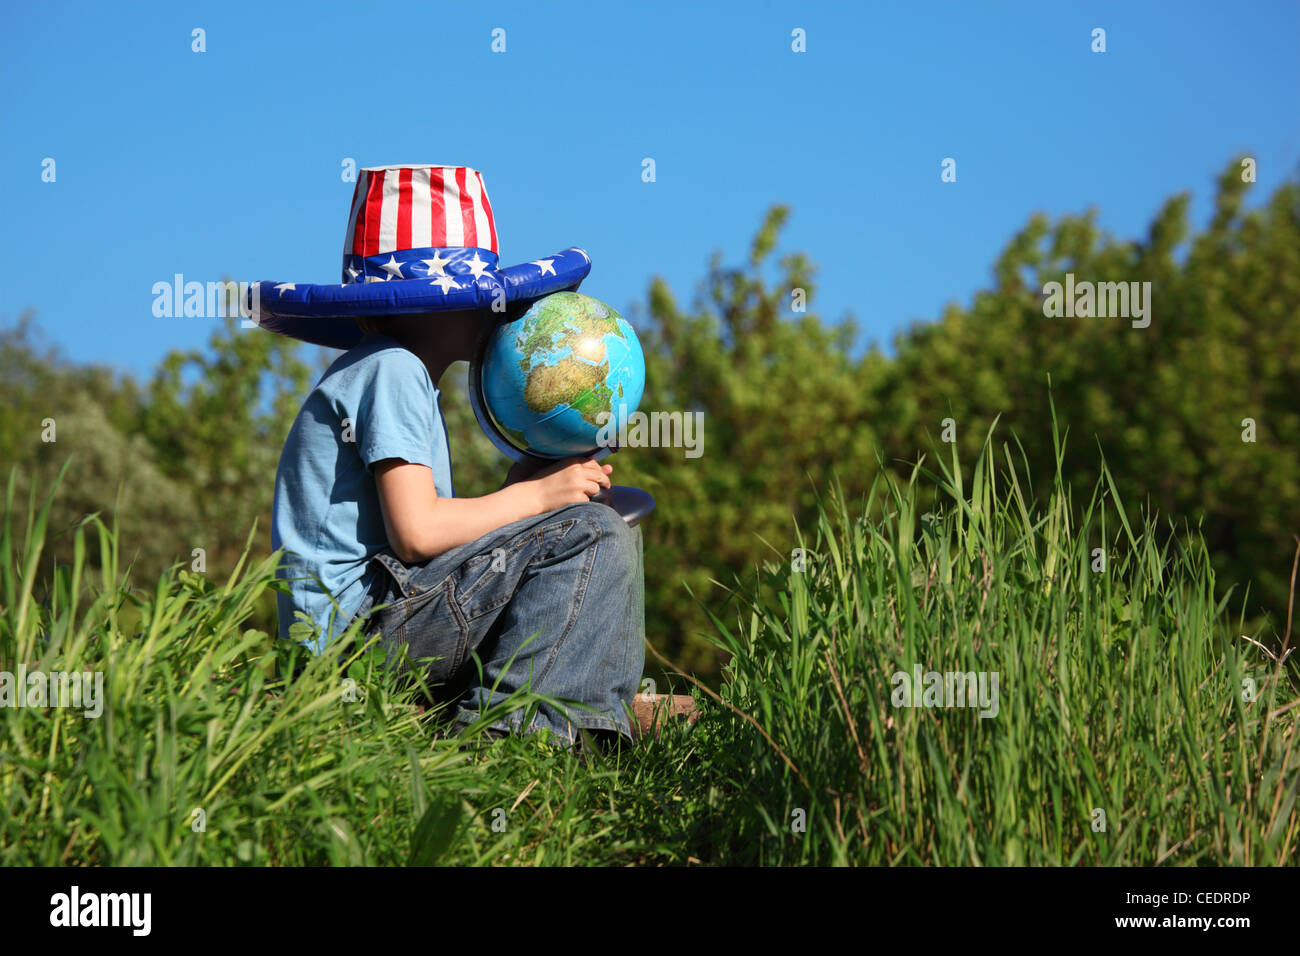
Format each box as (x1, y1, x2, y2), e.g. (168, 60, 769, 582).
(373, 551, 412, 598)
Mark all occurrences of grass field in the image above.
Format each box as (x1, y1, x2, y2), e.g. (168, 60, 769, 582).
(2, 427, 1297, 866)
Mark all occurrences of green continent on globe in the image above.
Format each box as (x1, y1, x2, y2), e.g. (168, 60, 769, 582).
(517, 293, 626, 376)
(516, 293, 625, 425)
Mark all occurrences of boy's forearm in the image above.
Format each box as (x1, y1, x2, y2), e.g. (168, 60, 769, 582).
(413, 483, 542, 560)
(376, 458, 609, 563)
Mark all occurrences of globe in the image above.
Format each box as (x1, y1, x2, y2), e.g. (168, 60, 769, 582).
(477, 291, 645, 458)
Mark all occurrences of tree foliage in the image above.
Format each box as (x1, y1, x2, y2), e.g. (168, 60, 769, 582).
(3, 158, 1295, 675)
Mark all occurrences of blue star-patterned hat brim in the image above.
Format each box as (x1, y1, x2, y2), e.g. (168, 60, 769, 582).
(246, 246, 591, 350)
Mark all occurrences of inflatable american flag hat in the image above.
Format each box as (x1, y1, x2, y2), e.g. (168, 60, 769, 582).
(246, 164, 591, 350)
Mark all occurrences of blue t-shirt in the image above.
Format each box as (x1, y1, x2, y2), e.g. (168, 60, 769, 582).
(271, 333, 454, 653)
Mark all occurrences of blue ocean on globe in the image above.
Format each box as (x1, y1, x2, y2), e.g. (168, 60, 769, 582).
(481, 291, 645, 457)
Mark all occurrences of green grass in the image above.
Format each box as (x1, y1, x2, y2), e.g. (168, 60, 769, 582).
(2, 426, 1297, 865)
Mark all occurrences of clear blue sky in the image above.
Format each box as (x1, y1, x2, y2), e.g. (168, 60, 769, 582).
(3, 1, 1297, 378)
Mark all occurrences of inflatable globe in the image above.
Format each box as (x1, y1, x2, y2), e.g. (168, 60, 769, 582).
(474, 291, 645, 458)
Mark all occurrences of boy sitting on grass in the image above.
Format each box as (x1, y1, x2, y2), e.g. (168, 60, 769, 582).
(252, 164, 648, 751)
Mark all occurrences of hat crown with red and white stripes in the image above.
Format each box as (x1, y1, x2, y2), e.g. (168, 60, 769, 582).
(247, 162, 591, 350)
(342, 165, 501, 284)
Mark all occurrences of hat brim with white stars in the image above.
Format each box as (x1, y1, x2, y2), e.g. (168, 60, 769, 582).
(245, 246, 591, 350)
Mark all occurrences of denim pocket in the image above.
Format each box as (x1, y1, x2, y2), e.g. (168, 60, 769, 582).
(455, 546, 521, 622)
(454, 517, 578, 622)
(370, 555, 467, 683)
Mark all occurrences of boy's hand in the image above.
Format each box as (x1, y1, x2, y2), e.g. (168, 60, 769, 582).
(525, 457, 612, 512)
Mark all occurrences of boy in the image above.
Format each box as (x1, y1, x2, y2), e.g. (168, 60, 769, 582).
(250, 164, 645, 749)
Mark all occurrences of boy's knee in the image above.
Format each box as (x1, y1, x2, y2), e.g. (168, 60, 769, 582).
(571, 502, 637, 555)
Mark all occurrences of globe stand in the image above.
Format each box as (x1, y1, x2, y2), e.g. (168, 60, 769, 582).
(467, 333, 657, 528)
(589, 484, 656, 526)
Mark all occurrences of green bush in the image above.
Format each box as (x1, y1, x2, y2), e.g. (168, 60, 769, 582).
(2, 157, 1296, 680)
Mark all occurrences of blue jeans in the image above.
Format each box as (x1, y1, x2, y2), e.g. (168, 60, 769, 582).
(350, 501, 645, 744)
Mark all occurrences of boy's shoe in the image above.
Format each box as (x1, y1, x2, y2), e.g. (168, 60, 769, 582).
(448, 719, 510, 753)
(450, 720, 628, 760)
(629, 694, 700, 742)
(448, 697, 700, 757)
(574, 727, 631, 761)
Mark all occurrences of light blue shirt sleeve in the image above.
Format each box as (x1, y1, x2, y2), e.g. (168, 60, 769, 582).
(348, 346, 445, 481)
